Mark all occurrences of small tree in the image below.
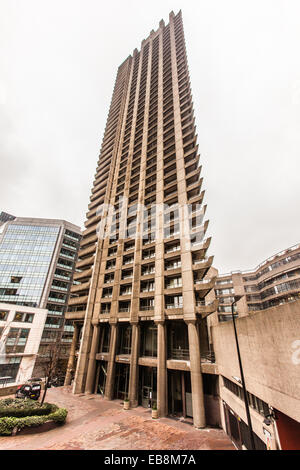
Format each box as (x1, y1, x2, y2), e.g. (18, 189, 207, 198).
(40, 342, 61, 405)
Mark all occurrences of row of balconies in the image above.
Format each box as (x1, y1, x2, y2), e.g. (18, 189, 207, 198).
(70, 249, 213, 303)
(97, 295, 217, 317)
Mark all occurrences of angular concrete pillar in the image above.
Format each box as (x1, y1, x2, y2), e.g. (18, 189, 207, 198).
(64, 322, 80, 386)
(85, 324, 100, 393)
(156, 321, 167, 417)
(128, 323, 139, 407)
(104, 323, 117, 400)
(187, 320, 206, 428)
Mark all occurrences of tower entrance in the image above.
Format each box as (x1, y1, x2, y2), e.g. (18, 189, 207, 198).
(167, 370, 193, 419)
(139, 366, 157, 408)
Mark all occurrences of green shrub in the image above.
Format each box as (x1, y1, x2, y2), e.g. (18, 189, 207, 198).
(0, 405, 68, 435)
(0, 417, 18, 435)
(48, 408, 68, 424)
(0, 399, 56, 418)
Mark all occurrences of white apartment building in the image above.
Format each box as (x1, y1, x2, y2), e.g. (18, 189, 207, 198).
(0, 302, 47, 385)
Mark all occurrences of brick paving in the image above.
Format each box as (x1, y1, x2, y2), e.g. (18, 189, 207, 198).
(0, 386, 235, 450)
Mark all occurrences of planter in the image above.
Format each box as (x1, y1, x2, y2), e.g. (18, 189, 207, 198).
(152, 409, 158, 419)
(12, 420, 60, 435)
(123, 400, 130, 410)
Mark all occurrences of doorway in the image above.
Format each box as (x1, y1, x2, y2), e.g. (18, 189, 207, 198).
(114, 363, 130, 400)
(139, 366, 157, 408)
(167, 370, 192, 418)
(95, 361, 107, 395)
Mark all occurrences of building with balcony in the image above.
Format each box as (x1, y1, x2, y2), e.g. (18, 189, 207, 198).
(210, 299, 300, 450)
(209, 243, 300, 449)
(66, 11, 217, 428)
(0, 217, 81, 377)
(215, 243, 300, 321)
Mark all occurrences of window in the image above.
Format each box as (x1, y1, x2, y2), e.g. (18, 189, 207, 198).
(13, 312, 34, 323)
(98, 324, 110, 353)
(223, 376, 269, 417)
(165, 276, 182, 288)
(0, 310, 9, 321)
(118, 324, 132, 355)
(140, 323, 157, 357)
(165, 295, 183, 309)
(0, 357, 21, 383)
(5, 328, 30, 353)
(167, 321, 189, 359)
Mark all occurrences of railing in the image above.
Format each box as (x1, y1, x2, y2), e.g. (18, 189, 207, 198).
(218, 242, 300, 278)
(166, 304, 183, 309)
(166, 265, 182, 270)
(193, 257, 209, 265)
(170, 348, 189, 360)
(201, 351, 216, 363)
(194, 278, 212, 285)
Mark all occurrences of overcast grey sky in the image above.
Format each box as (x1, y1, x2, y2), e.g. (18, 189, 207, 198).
(0, 0, 299, 273)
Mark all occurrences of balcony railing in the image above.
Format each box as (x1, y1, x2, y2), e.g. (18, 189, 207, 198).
(170, 348, 189, 360)
(166, 304, 183, 309)
(201, 351, 216, 363)
(140, 305, 154, 311)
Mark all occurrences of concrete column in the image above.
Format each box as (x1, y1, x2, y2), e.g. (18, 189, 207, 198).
(64, 322, 80, 386)
(156, 321, 167, 417)
(187, 320, 206, 428)
(104, 323, 117, 400)
(85, 324, 101, 393)
(128, 323, 139, 406)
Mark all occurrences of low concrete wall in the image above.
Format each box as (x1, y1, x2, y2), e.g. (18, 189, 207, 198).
(212, 300, 300, 422)
(0, 384, 21, 397)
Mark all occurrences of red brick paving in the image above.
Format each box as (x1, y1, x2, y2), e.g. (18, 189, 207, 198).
(0, 386, 235, 450)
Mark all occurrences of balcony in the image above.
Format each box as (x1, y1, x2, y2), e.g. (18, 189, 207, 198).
(65, 310, 86, 321)
(76, 255, 95, 269)
(192, 255, 214, 277)
(170, 348, 189, 360)
(73, 268, 92, 281)
(68, 295, 89, 306)
(194, 277, 216, 297)
(195, 299, 218, 317)
(78, 244, 96, 259)
(70, 280, 91, 294)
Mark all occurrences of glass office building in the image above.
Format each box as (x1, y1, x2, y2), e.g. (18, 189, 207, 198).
(0, 217, 81, 376)
(0, 224, 60, 306)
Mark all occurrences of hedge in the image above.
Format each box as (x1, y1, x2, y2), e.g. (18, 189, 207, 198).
(0, 407, 68, 436)
(0, 399, 56, 418)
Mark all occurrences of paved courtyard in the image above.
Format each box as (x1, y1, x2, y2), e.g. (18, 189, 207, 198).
(0, 386, 235, 450)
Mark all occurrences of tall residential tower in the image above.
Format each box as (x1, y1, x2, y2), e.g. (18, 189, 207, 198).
(67, 11, 216, 428)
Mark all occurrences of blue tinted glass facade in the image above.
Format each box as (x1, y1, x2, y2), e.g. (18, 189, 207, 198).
(0, 225, 59, 307)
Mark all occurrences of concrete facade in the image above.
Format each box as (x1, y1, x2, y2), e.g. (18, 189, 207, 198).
(66, 11, 217, 428)
(211, 300, 300, 449)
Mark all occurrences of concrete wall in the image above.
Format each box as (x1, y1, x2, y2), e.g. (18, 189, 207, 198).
(212, 299, 300, 449)
(212, 300, 300, 422)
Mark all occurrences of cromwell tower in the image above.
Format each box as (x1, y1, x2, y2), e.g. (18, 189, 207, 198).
(66, 11, 216, 428)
